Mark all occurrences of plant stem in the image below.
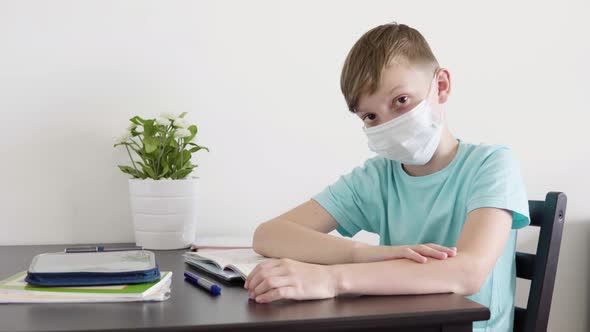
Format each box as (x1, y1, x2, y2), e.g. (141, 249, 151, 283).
(130, 138, 142, 151)
(128, 139, 150, 166)
(155, 125, 170, 177)
(125, 144, 138, 172)
(179, 138, 183, 175)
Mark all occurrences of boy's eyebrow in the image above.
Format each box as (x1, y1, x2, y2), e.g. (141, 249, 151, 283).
(388, 84, 405, 95)
(354, 84, 405, 114)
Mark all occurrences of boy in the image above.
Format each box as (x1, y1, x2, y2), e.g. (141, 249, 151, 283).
(246, 22, 529, 332)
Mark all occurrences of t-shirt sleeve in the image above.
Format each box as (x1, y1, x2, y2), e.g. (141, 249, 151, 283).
(466, 146, 530, 229)
(311, 157, 386, 237)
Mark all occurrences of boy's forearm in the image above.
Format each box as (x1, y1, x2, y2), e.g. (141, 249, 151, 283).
(329, 253, 480, 297)
(253, 219, 367, 265)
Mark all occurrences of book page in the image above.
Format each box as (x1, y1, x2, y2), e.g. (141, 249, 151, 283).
(187, 249, 274, 275)
(226, 263, 261, 280)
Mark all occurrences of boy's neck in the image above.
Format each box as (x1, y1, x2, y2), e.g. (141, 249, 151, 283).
(402, 128, 459, 177)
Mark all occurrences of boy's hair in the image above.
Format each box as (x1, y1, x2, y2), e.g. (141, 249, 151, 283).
(341, 22, 440, 113)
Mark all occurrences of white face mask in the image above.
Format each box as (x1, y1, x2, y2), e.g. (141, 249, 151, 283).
(362, 72, 443, 165)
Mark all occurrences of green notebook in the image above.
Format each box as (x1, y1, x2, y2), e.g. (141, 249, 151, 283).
(0, 271, 172, 303)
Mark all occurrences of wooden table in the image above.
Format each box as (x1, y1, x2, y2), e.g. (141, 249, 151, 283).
(0, 244, 490, 332)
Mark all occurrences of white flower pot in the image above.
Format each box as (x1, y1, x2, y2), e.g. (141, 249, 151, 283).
(128, 178, 198, 250)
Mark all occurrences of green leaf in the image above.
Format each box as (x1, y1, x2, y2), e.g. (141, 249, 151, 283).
(166, 151, 176, 170)
(143, 119, 157, 137)
(171, 168, 193, 180)
(143, 136, 159, 154)
(141, 164, 156, 179)
(179, 112, 188, 118)
(175, 155, 182, 170)
(182, 159, 191, 169)
(130, 116, 147, 125)
(187, 142, 209, 152)
(118, 165, 145, 179)
(160, 160, 169, 177)
(185, 125, 198, 142)
(189, 145, 209, 153)
(175, 150, 191, 169)
(118, 165, 134, 175)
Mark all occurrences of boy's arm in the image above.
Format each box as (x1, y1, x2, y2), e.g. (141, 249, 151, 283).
(252, 199, 456, 265)
(252, 199, 364, 265)
(331, 207, 513, 296)
(246, 207, 512, 302)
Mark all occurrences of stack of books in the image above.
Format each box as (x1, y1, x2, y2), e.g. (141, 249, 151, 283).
(0, 271, 172, 303)
(0, 247, 172, 303)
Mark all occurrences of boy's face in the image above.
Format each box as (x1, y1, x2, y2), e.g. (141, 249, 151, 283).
(354, 62, 444, 128)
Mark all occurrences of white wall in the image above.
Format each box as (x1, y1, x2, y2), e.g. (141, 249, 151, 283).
(0, 1, 588, 330)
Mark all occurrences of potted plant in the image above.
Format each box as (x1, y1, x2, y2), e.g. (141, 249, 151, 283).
(114, 112, 209, 250)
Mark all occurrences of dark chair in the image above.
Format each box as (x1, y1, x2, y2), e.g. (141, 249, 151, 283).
(514, 192, 567, 332)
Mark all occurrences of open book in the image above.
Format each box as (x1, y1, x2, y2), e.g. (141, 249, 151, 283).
(183, 249, 274, 281)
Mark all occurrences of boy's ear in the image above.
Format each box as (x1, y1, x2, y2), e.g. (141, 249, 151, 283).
(436, 68, 451, 104)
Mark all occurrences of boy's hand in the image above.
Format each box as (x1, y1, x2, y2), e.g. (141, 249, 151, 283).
(353, 243, 457, 264)
(244, 258, 338, 303)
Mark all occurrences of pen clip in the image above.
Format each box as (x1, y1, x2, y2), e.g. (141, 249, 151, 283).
(64, 245, 143, 253)
(64, 246, 99, 253)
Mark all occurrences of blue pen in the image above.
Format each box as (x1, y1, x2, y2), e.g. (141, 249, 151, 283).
(184, 271, 222, 296)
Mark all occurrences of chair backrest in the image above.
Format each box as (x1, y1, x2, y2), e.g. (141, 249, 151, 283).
(514, 192, 567, 332)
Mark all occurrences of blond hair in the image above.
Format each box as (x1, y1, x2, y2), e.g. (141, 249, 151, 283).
(341, 22, 440, 113)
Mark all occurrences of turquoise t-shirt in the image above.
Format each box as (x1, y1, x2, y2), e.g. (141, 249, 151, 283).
(311, 139, 530, 332)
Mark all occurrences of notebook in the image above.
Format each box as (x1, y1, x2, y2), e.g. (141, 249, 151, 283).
(0, 271, 172, 303)
(183, 248, 274, 281)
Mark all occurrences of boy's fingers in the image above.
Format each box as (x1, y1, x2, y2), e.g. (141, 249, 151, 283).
(245, 259, 281, 288)
(245, 265, 261, 288)
(426, 243, 457, 256)
(247, 265, 286, 293)
(416, 245, 448, 259)
(255, 286, 297, 303)
(252, 275, 291, 299)
(404, 248, 427, 263)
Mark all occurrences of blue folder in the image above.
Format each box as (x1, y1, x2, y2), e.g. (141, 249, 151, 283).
(25, 250, 160, 287)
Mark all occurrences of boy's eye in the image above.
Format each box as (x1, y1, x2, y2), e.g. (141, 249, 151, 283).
(362, 114, 376, 122)
(361, 96, 408, 123)
(394, 96, 409, 107)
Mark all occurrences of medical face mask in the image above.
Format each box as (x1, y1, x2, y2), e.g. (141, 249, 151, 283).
(362, 73, 443, 165)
